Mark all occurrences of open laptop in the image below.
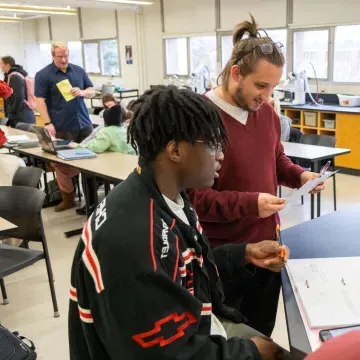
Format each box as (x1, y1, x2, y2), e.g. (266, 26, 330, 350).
(33, 126, 73, 155)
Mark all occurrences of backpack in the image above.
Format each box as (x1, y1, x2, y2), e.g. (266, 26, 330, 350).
(7, 72, 36, 111)
(42, 178, 62, 208)
(0, 324, 37, 359)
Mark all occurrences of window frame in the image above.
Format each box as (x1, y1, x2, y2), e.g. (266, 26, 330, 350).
(82, 38, 121, 77)
(163, 33, 218, 79)
(332, 24, 360, 84)
(163, 37, 190, 78)
(290, 27, 332, 82)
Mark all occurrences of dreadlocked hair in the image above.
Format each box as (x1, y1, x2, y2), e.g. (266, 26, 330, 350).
(128, 85, 228, 162)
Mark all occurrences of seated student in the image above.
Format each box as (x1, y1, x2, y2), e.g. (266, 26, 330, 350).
(52, 104, 135, 212)
(99, 93, 133, 120)
(270, 98, 292, 142)
(69, 86, 289, 360)
(0, 154, 26, 186)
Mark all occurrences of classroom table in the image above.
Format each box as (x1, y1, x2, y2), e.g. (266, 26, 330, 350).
(281, 206, 360, 358)
(1, 125, 138, 236)
(0, 217, 17, 237)
(282, 141, 350, 219)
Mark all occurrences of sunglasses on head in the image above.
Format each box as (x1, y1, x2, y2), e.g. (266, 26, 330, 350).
(236, 42, 285, 65)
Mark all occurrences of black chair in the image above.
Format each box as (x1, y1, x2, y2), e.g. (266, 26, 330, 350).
(14, 123, 34, 132)
(0, 186, 59, 317)
(12, 166, 42, 188)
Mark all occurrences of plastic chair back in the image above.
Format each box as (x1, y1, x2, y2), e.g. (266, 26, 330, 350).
(0, 186, 45, 241)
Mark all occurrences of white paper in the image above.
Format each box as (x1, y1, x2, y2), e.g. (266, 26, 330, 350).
(286, 170, 339, 203)
(287, 258, 360, 330)
(7, 135, 30, 143)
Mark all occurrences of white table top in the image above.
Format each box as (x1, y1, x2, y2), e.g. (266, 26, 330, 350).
(1, 125, 138, 182)
(0, 217, 17, 235)
(282, 141, 350, 161)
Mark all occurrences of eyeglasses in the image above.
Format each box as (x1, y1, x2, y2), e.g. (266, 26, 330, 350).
(236, 42, 285, 65)
(196, 140, 223, 155)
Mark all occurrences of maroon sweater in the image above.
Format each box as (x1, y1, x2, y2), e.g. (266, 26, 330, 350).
(188, 102, 304, 245)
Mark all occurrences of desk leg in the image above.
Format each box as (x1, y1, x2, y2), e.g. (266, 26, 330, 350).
(313, 161, 321, 218)
(310, 163, 315, 220)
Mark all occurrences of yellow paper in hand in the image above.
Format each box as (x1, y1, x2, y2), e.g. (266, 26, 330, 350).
(56, 79, 75, 102)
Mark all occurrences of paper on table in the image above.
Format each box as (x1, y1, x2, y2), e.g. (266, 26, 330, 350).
(7, 135, 30, 143)
(287, 258, 360, 328)
(286, 170, 339, 204)
(56, 79, 75, 102)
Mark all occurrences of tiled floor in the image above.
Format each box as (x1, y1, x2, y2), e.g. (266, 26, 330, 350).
(1, 173, 360, 359)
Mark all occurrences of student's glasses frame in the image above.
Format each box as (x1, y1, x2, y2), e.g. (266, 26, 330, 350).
(195, 140, 223, 155)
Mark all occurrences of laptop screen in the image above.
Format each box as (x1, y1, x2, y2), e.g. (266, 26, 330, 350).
(33, 126, 57, 153)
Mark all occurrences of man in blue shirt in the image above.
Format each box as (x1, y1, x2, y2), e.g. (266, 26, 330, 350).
(35, 42, 95, 140)
(35, 42, 95, 212)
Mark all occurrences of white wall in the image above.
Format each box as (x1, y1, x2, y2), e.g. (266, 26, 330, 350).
(81, 8, 117, 40)
(141, 0, 163, 88)
(0, 23, 25, 66)
(163, 0, 216, 34)
(51, 14, 80, 42)
(292, 0, 360, 26)
(220, 0, 287, 30)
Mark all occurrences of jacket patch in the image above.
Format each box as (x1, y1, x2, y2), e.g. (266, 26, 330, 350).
(132, 312, 197, 348)
(70, 285, 78, 302)
(201, 303, 212, 316)
(78, 305, 94, 324)
(81, 215, 105, 294)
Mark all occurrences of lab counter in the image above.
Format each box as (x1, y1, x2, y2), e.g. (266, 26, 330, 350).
(281, 102, 360, 114)
(280, 103, 360, 171)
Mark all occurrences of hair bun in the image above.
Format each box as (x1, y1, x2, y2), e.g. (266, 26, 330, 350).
(232, 13, 259, 45)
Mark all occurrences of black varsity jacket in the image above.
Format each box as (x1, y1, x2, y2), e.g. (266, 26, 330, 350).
(68, 164, 261, 360)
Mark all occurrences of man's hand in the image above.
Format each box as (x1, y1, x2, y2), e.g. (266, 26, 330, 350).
(251, 336, 279, 360)
(45, 123, 56, 137)
(246, 241, 289, 272)
(300, 171, 325, 194)
(258, 193, 286, 218)
(70, 87, 83, 98)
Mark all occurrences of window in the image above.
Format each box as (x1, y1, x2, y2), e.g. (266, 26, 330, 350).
(100, 39, 120, 76)
(84, 42, 100, 74)
(266, 29, 287, 80)
(333, 25, 360, 83)
(165, 38, 188, 76)
(83, 39, 120, 76)
(68, 41, 83, 68)
(190, 36, 217, 77)
(221, 36, 232, 68)
(39, 43, 52, 70)
(293, 30, 329, 79)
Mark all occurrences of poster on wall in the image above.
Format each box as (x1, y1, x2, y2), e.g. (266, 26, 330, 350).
(126, 46, 133, 64)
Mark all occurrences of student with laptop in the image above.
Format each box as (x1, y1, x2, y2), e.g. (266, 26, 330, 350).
(52, 104, 135, 212)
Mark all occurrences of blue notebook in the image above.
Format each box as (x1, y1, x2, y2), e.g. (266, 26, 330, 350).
(56, 149, 97, 160)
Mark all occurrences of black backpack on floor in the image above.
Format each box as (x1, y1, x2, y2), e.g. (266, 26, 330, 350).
(0, 324, 37, 359)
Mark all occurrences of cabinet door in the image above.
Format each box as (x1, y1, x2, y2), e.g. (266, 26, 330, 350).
(336, 114, 360, 170)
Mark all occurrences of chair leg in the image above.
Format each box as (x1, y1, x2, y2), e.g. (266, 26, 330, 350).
(41, 235, 60, 318)
(0, 279, 9, 305)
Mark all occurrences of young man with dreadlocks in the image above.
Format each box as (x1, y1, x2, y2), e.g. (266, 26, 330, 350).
(68, 86, 291, 360)
(188, 15, 325, 337)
